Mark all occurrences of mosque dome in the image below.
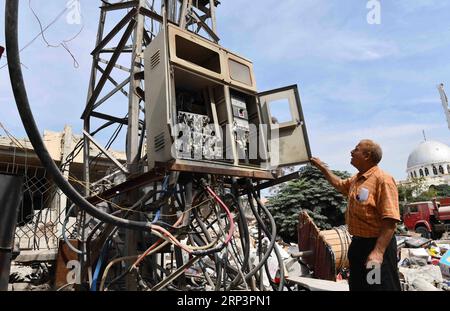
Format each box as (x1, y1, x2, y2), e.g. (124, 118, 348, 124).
(407, 141, 450, 169)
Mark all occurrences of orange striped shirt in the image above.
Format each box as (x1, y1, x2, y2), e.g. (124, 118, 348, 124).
(336, 166, 400, 238)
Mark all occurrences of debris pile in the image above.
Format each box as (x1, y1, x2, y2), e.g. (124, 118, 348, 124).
(8, 262, 53, 291)
(398, 233, 450, 291)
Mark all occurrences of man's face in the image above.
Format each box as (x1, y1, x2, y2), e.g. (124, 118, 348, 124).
(350, 142, 369, 169)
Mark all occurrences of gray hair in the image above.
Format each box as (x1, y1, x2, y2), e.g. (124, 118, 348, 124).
(360, 139, 383, 164)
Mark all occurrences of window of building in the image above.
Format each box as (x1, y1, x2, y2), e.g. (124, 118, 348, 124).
(424, 167, 429, 176)
(410, 172, 414, 179)
(414, 171, 417, 178)
(433, 166, 438, 175)
(419, 169, 424, 177)
(447, 164, 450, 174)
(439, 165, 445, 175)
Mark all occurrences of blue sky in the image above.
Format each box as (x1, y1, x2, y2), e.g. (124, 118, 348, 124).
(1, 0, 450, 180)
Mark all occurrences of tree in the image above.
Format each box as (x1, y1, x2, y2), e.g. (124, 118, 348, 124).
(398, 177, 427, 215)
(266, 165, 350, 243)
(429, 184, 450, 197)
(397, 179, 450, 215)
(398, 177, 427, 203)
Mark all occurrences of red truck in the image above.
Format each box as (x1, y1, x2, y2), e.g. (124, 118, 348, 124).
(403, 198, 450, 239)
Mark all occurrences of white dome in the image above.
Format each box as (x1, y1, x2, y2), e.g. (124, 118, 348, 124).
(407, 141, 450, 169)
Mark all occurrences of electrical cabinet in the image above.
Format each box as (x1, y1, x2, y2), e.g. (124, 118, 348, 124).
(144, 24, 311, 175)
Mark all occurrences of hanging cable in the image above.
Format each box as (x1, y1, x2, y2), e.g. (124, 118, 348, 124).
(249, 185, 286, 291)
(5, 0, 156, 232)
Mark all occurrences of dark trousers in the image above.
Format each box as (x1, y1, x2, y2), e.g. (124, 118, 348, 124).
(347, 236, 401, 291)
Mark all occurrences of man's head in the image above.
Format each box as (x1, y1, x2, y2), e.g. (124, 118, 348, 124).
(350, 139, 382, 171)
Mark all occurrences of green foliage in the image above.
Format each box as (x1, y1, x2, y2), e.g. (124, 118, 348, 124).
(414, 188, 438, 202)
(398, 178, 449, 202)
(398, 180, 450, 215)
(429, 184, 450, 197)
(266, 166, 350, 243)
(398, 177, 426, 203)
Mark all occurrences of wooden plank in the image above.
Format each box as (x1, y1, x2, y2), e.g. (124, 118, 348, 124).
(169, 160, 275, 180)
(14, 250, 57, 263)
(54, 240, 80, 290)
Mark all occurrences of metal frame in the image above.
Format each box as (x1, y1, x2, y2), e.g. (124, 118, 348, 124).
(80, 0, 221, 290)
(258, 84, 313, 167)
(82, 0, 220, 193)
(5, 0, 316, 293)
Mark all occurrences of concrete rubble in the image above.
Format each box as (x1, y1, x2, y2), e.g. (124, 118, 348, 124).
(7, 214, 449, 291)
(8, 261, 53, 291)
(397, 232, 450, 291)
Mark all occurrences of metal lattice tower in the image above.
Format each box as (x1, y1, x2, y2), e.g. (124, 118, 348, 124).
(81, 0, 220, 186)
(80, 0, 220, 289)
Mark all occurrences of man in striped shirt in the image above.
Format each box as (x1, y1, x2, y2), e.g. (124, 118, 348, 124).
(311, 139, 401, 291)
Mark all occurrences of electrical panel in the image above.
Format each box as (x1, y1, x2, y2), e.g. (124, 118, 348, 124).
(144, 24, 312, 175)
(175, 111, 222, 160)
(230, 95, 250, 160)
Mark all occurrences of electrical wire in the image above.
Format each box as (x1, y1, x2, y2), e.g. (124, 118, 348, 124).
(248, 186, 286, 291)
(56, 282, 76, 291)
(62, 204, 84, 254)
(99, 255, 138, 291)
(0, 6, 68, 70)
(6, 0, 157, 232)
(243, 190, 278, 288)
(28, 0, 83, 68)
(204, 185, 235, 244)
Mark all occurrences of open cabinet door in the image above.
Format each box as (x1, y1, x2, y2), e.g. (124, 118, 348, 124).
(259, 85, 311, 168)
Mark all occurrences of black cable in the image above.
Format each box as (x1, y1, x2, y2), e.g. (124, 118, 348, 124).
(89, 122, 124, 169)
(244, 187, 283, 290)
(249, 187, 286, 291)
(137, 119, 146, 161)
(221, 249, 229, 291)
(229, 237, 244, 266)
(5, 0, 152, 232)
(223, 192, 250, 290)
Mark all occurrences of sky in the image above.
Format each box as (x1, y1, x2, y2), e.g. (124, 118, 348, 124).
(1, 0, 450, 181)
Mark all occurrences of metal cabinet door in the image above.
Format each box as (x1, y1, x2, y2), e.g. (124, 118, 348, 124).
(259, 85, 311, 168)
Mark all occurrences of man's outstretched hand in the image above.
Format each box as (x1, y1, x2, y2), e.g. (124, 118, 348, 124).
(310, 157, 326, 170)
